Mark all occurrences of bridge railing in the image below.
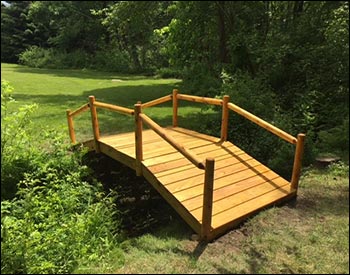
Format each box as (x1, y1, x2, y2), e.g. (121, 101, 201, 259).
(171, 90, 305, 192)
(67, 90, 305, 241)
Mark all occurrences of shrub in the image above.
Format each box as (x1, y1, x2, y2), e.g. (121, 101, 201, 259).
(155, 67, 183, 79)
(1, 80, 39, 199)
(18, 46, 54, 68)
(1, 80, 121, 273)
(92, 48, 132, 73)
(1, 148, 120, 274)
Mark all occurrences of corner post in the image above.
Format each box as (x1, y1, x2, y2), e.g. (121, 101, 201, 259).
(134, 103, 143, 176)
(89, 96, 100, 153)
(220, 95, 230, 141)
(172, 89, 179, 127)
(66, 109, 76, 144)
(291, 133, 306, 192)
(201, 158, 215, 241)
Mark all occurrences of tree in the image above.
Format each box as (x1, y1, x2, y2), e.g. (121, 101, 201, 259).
(1, 1, 32, 63)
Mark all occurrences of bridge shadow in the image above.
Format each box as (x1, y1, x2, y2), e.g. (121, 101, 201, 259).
(82, 151, 194, 239)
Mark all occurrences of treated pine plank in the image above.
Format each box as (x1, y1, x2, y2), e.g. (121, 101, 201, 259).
(182, 170, 284, 211)
(150, 144, 240, 175)
(119, 136, 211, 158)
(172, 164, 271, 202)
(99, 143, 135, 170)
(168, 127, 221, 142)
(154, 149, 239, 178)
(190, 178, 290, 221)
(166, 158, 264, 194)
(159, 154, 253, 185)
(143, 141, 242, 168)
(211, 185, 292, 229)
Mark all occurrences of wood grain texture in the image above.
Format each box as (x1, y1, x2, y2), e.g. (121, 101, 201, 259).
(85, 126, 295, 241)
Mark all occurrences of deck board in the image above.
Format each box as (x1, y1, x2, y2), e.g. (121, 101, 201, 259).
(89, 127, 295, 240)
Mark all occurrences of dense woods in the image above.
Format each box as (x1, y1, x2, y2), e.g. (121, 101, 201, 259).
(2, 1, 348, 162)
(1, 1, 349, 273)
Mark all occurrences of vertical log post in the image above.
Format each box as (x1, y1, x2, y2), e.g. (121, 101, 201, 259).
(291, 133, 306, 192)
(172, 89, 179, 127)
(220, 95, 230, 142)
(134, 103, 143, 176)
(89, 96, 100, 153)
(66, 110, 76, 144)
(201, 158, 215, 241)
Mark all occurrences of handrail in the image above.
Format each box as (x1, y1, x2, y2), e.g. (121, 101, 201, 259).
(177, 93, 223, 106)
(227, 102, 297, 144)
(139, 113, 205, 169)
(94, 101, 134, 116)
(141, 94, 172, 109)
(69, 103, 90, 117)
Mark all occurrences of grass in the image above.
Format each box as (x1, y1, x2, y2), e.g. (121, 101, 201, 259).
(77, 162, 348, 274)
(2, 63, 348, 274)
(1, 63, 217, 142)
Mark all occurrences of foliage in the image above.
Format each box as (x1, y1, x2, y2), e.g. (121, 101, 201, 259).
(99, 1, 173, 72)
(1, 81, 120, 274)
(1, 80, 39, 199)
(1, 1, 33, 63)
(1, 145, 120, 274)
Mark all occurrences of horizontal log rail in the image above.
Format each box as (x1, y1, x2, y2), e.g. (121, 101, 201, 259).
(94, 101, 134, 116)
(141, 94, 172, 109)
(177, 93, 223, 106)
(139, 113, 205, 169)
(227, 103, 297, 144)
(69, 103, 90, 117)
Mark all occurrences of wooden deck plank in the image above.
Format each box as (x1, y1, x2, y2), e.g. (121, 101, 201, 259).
(189, 179, 290, 221)
(182, 170, 287, 211)
(148, 144, 240, 175)
(165, 158, 264, 194)
(159, 154, 253, 185)
(171, 164, 272, 202)
(210, 185, 292, 229)
(87, 126, 295, 241)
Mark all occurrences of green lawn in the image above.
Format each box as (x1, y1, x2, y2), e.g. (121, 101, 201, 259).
(2, 63, 348, 274)
(1, 63, 217, 142)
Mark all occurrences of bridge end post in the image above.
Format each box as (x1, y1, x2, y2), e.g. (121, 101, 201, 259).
(172, 89, 179, 127)
(89, 96, 100, 153)
(291, 133, 306, 193)
(66, 109, 76, 144)
(134, 103, 143, 176)
(220, 95, 230, 142)
(201, 158, 215, 241)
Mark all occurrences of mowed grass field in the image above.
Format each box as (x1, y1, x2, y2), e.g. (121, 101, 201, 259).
(1, 63, 348, 274)
(1, 63, 216, 143)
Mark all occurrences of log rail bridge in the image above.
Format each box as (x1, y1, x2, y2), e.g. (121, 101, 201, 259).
(66, 90, 305, 241)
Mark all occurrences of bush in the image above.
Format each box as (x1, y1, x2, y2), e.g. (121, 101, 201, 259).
(1, 147, 120, 274)
(317, 117, 349, 157)
(18, 46, 54, 68)
(1, 80, 39, 199)
(1, 80, 121, 273)
(92, 48, 132, 73)
(155, 67, 183, 79)
(19, 46, 92, 69)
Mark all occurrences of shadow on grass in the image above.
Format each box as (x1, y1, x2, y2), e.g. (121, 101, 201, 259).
(6, 64, 158, 81)
(83, 152, 193, 239)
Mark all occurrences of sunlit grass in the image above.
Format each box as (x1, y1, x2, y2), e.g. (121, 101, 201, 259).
(1, 63, 218, 142)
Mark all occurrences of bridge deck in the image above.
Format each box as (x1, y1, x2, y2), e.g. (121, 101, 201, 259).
(87, 127, 296, 240)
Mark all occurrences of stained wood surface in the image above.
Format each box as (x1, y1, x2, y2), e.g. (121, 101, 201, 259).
(96, 127, 295, 240)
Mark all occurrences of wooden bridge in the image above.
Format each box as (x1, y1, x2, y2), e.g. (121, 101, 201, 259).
(66, 90, 305, 241)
